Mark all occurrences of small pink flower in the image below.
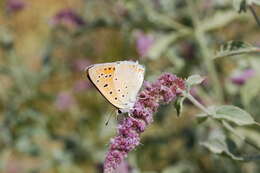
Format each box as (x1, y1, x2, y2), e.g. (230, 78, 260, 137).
(103, 73, 185, 173)
(230, 69, 256, 85)
(135, 31, 154, 57)
(55, 91, 75, 111)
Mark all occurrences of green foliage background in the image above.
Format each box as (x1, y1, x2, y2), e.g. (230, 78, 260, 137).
(0, 0, 260, 172)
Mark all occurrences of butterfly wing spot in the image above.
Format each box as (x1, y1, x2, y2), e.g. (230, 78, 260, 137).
(115, 97, 117, 100)
(104, 84, 108, 87)
(122, 95, 125, 97)
(109, 91, 112, 94)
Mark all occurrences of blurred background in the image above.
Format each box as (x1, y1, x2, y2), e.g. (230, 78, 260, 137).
(0, 0, 260, 172)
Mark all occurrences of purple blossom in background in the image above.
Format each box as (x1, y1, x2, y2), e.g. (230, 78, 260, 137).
(73, 80, 92, 92)
(51, 8, 85, 27)
(6, 0, 26, 13)
(55, 91, 75, 111)
(230, 69, 256, 85)
(73, 59, 91, 72)
(103, 73, 185, 173)
(135, 31, 154, 57)
(179, 41, 196, 59)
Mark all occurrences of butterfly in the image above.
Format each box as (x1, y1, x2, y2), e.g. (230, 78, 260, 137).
(86, 61, 145, 113)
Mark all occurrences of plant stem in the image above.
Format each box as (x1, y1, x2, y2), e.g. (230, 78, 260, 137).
(184, 91, 260, 151)
(222, 120, 260, 151)
(249, 5, 260, 26)
(187, 0, 224, 102)
(183, 92, 211, 115)
(213, 47, 260, 59)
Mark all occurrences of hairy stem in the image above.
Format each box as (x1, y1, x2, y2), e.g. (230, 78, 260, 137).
(249, 5, 260, 26)
(185, 91, 260, 151)
(213, 47, 260, 59)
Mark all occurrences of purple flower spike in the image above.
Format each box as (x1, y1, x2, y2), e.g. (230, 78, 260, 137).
(135, 31, 154, 57)
(6, 0, 26, 13)
(104, 73, 185, 173)
(230, 69, 256, 85)
(51, 8, 85, 27)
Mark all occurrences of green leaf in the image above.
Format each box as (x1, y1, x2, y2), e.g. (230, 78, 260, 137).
(214, 41, 260, 59)
(174, 97, 185, 117)
(196, 113, 209, 124)
(236, 127, 260, 147)
(220, 40, 251, 52)
(212, 105, 256, 126)
(186, 75, 205, 87)
(201, 129, 244, 161)
(241, 76, 260, 107)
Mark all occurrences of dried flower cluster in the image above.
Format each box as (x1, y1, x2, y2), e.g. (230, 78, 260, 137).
(104, 73, 185, 173)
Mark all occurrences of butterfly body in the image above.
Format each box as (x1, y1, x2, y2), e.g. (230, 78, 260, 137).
(86, 61, 145, 113)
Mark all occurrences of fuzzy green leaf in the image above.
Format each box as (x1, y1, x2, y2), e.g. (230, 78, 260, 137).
(174, 97, 185, 117)
(201, 129, 244, 160)
(213, 105, 255, 126)
(186, 75, 205, 87)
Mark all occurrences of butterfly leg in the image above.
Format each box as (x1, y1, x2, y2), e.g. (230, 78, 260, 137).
(127, 112, 138, 121)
